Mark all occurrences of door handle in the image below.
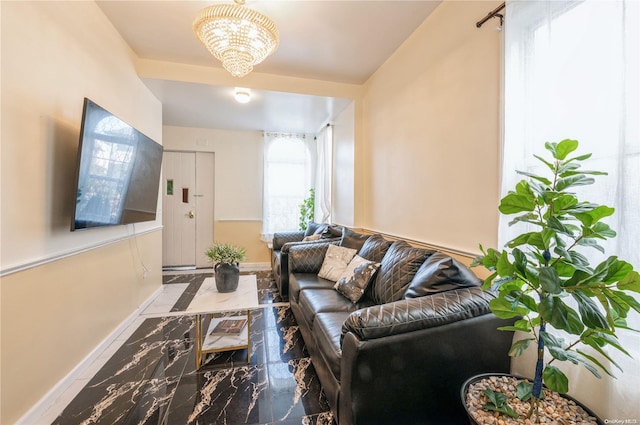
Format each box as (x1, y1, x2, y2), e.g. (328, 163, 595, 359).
(188, 211, 195, 219)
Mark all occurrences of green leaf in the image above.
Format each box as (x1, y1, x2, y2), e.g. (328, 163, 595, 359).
(509, 338, 534, 357)
(496, 251, 515, 277)
(543, 365, 569, 394)
(572, 291, 609, 329)
(534, 154, 555, 171)
(516, 381, 533, 401)
(517, 170, 552, 186)
(557, 161, 580, 175)
(482, 390, 519, 419)
(554, 139, 580, 160)
(564, 351, 602, 379)
(539, 297, 584, 334)
(500, 192, 536, 214)
(507, 232, 536, 248)
(617, 270, 640, 293)
(540, 331, 567, 349)
(601, 258, 633, 284)
(482, 271, 498, 290)
(582, 334, 625, 372)
(587, 331, 630, 357)
(512, 248, 528, 276)
(539, 267, 562, 295)
(577, 238, 605, 253)
(602, 289, 632, 319)
(565, 152, 592, 163)
(526, 232, 547, 250)
(556, 175, 595, 191)
(573, 205, 615, 226)
(490, 296, 529, 319)
(508, 213, 542, 227)
(576, 349, 616, 378)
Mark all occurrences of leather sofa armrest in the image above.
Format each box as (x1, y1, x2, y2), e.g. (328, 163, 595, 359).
(273, 231, 305, 250)
(342, 287, 495, 341)
(288, 240, 340, 273)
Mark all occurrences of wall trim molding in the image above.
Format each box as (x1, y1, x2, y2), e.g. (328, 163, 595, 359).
(352, 227, 480, 260)
(0, 226, 163, 278)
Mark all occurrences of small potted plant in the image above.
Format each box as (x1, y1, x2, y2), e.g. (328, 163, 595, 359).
(205, 242, 247, 293)
(465, 139, 640, 423)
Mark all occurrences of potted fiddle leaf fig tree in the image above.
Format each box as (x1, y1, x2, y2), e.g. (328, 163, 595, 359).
(205, 242, 247, 293)
(465, 139, 640, 423)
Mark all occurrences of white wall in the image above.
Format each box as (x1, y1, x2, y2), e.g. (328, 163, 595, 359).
(0, 2, 163, 423)
(332, 101, 356, 227)
(360, 0, 502, 254)
(163, 126, 262, 220)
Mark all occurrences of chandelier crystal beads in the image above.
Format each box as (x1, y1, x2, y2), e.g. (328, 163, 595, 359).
(193, 0, 279, 78)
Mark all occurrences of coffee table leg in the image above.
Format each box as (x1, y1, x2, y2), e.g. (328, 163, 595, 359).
(195, 314, 202, 368)
(246, 309, 251, 363)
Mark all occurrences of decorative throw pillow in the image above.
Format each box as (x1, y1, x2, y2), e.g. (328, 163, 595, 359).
(403, 252, 482, 298)
(334, 255, 380, 303)
(358, 234, 392, 263)
(370, 240, 434, 304)
(318, 244, 357, 282)
(303, 234, 322, 242)
(340, 227, 371, 252)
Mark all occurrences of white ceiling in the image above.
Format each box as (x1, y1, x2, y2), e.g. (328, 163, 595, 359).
(97, 1, 441, 133)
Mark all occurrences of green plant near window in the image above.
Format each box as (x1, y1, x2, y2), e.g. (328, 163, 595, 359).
(299, 188, 315, 231)
(472, 139, 640, 420)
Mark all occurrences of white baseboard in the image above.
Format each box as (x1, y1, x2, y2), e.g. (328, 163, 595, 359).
(240, 262, 271, 271)
(16, 286, 163, 425)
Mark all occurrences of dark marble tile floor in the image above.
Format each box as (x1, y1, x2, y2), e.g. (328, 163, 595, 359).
(52, 271, 333, 425)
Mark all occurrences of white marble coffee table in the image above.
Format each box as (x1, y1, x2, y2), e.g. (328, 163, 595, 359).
(185, 274, 259, 368)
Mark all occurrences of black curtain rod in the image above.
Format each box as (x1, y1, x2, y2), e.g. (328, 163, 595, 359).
(476, 2, 505, 28)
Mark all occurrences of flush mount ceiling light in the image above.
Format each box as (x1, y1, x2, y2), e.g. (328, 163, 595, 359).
(193, 0, 279, 78)
(234, 87, 251, 103)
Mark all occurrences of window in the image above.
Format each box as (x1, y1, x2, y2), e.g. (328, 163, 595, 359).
(503, 0, 639, 418)
(261, 133, 315, 241)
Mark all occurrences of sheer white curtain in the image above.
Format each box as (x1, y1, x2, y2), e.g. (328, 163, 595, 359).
(314, 124, 333, 224)
(261, 133, 315, 242)
(503, 0, 640, 419)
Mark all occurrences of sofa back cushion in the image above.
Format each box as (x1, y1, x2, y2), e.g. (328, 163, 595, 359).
(403, 252, 482, 298)
(340, 227, 371, 251)
(305, 221, 328, 237)
(370, 241, 434, 304)
(358, 234, 392, 263)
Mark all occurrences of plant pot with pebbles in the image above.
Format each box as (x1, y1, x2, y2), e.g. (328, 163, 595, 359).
(467, 140, 640, 424)
(205, 242, 247, 293)
(462, 373, 603, 425)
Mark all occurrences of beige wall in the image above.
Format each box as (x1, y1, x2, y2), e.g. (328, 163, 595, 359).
(0, 2, 163, 423)
(360, 0, 502, 255)
(162, 126, 269, 262)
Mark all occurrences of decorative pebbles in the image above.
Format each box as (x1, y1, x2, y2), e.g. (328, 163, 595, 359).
(465, 375, 599, 425)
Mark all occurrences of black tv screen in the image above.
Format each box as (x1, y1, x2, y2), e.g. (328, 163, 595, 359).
(71, 98, 163, 231)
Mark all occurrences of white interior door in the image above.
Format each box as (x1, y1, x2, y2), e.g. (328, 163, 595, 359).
(195, 152, 215, 268)
(162, 151, 215, 268)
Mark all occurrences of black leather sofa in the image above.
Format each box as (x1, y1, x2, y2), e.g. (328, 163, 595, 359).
(271, 223, 342, 297)
(282, 230, 515, 425)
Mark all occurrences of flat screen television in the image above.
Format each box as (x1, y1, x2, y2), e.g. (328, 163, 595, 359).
(71, 98, 163, 231)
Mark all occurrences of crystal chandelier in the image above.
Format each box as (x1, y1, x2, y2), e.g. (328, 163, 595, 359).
(193, 0, 279, 78)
